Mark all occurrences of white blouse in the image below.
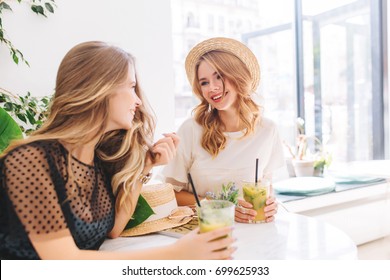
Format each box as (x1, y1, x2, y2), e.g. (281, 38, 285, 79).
(162, 117, 288, 197)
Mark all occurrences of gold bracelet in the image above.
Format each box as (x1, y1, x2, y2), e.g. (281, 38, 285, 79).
(138, 172, 152, 184)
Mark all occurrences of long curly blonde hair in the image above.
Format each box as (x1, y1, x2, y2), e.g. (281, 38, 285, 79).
(2, 41, 155, 210)
(192, 50, 261, 157)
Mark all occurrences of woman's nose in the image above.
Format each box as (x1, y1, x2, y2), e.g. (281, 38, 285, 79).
(210, 81, 221, 91)
(134, 94, 142, 107)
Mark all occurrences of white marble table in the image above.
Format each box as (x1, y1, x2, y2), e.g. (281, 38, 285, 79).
(100, 209, 357, 259)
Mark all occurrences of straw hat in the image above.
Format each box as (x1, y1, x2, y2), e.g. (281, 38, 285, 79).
(121, 183, 194, 237)
(185, 37, 260, 92)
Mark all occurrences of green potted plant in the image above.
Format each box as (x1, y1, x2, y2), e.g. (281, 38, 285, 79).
(313, 152, 332, 176)
(0, 0, 55, 153)
(0, 88, 51, 135)
(0, 106, 23, 153)
(285, 118, 332, 177)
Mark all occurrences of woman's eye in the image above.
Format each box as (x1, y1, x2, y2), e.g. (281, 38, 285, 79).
(216, 74, 222, 79)
(200, 81, 208, 86)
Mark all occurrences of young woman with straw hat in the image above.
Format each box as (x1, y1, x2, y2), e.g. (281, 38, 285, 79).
(163, 37, 286, 223)
(0, 41, 234, 259)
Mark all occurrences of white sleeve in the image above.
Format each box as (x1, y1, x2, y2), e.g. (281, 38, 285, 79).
(161, 119, 194, 191)
(264, 125, 288, 182)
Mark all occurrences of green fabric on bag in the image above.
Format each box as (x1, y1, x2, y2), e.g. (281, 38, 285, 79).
(125, 194, 155, 229)
(0, 107, 23, 154)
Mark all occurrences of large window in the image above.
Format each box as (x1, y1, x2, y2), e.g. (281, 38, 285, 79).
(171, 0, 388, 162)
(299, 0, 381, 161)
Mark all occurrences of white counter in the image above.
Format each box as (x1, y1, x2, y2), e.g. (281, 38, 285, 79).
(100, 209, 357, 260)
(281, 181, 390, 246)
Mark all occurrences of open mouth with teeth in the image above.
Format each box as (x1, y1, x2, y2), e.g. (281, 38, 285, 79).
(211, 91, 228, 102)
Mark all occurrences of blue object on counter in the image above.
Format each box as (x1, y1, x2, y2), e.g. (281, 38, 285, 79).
(273, 177, 336, 196)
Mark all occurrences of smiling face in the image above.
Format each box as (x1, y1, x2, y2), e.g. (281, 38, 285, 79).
(106, 64, 142, 132)
(197, 60, 238, 113)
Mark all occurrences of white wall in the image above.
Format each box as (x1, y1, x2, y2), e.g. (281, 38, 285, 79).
(0, 0, 175, 137)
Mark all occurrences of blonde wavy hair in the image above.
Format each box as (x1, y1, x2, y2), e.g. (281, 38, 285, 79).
(192, 50, 261, 157)
(2, 41, 155, 210)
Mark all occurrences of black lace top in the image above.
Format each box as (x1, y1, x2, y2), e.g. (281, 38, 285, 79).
(0, 140, 115, 259)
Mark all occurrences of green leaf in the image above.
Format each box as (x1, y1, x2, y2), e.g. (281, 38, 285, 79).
(45, 3, 54, 13)
(42, 98, 49, 105)
(124, 194, 155, 229)
(4, 102, 13, 111)
(31, 5, 46, 17)
(12, 52, 19, 64)
(26, 109, 36, 124)
(0, 2, 13, 11)
(16, 113, 26, 123)
(0, 108, 23, 154)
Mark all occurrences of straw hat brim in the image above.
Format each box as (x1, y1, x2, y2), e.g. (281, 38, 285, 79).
(120, 183, 195, 237)
(185, 37, 260, 92)
(120, 215, 193, 237)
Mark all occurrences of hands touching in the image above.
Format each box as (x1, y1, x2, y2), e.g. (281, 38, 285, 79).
(235, 197, 278, 223)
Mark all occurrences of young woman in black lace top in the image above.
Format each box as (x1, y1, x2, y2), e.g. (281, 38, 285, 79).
(0, 41, 235, 260)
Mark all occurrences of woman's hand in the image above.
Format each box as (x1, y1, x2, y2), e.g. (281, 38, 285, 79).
(144, 133, 180, 170)
(235, 199, 257, 223)
(235, 197, 278, 223)
(172, 227, 236, 260)
(264, 196, 278, 222)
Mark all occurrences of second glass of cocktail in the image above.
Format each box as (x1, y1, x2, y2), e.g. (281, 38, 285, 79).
(197, 200, 235, 233)
(242, 179, 270, 223)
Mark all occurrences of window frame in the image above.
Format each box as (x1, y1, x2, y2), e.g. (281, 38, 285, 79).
(242, 0, 388, 160)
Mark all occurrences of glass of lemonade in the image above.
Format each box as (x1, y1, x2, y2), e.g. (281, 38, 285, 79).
(197, 200, 235, 234)
(242, 179, 271, 223)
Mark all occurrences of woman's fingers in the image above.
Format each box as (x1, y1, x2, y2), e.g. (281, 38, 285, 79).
(209, 235, 235, 251)
(183, 226, 236, 259)
(264, 196, 278, 213)
(235, 197, 278, 223)
(150, 133, 180, 165)
(235, 206, 256, 216)
(154, 137, 175, 156)
(153, 142, 174, 160)
(201, 227, 236, 259)
(163, 133, 180, 148)
(265, 196, 276, 207)
(235, 206, 256, 223)
(202, 226, 233, 242)
(264, 196, 278, 223)
(265, 216, 275, 223)
(237, 199, 253, 208)
(235, 199, 256, 223)
(210, 245, 237, 260)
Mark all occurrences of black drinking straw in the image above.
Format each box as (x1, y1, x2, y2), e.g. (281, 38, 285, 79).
(188, 173, 201, 207)
(255, 158, 259, 185)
